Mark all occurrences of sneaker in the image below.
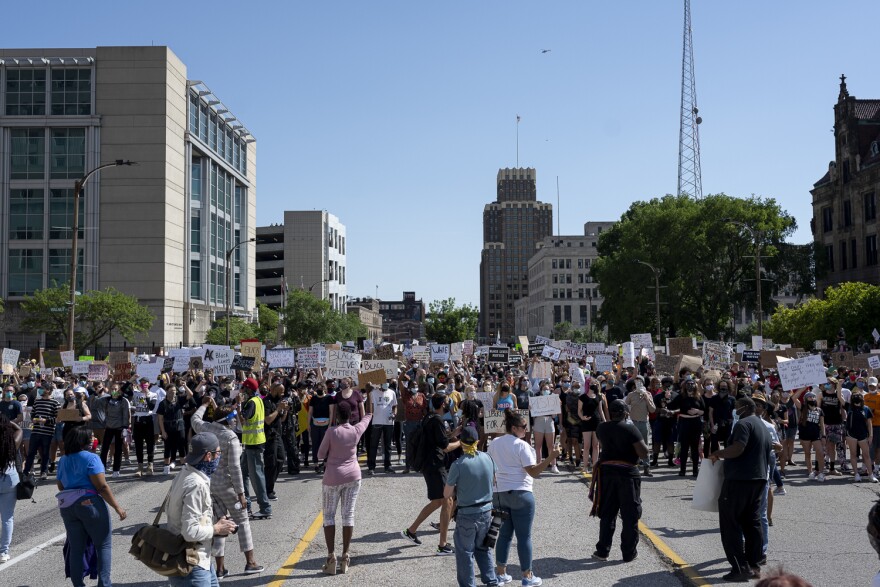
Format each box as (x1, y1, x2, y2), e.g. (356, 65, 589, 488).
(674, 457, 681, 466)
(401, 529, 421, 545)
(217, 568, 230, 581)
(817, 473, 826, 482)
(436, 543, 454, 556)
(368, 470, 375, 477)
(244, 564, 264, 574)
(623, 551, 638, 562)
(855, 473, 863, 483)
(40, 471, 48, 480)
(430, 521, 441, 531)
(111, 471, 121, 479)
(496, 573, 513, 585)
(550, 465, 559, 474)
(162, 465, 171, 475)
(268, 493, 278, 501)
(521, 576, 542, 586)
(384, 467, 396, 474)
(773, 486, 786, 496)
(0, 552, 9, 563)
(808, 471, 816, 481)
(872, 476, 879, 483)
(591, 550, 608, 561)
(403, 468, 410, 474)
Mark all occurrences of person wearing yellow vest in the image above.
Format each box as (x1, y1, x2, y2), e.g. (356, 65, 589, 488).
(239, 377, 271, 519)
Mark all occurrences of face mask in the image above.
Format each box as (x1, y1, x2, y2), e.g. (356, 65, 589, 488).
(111, 392, 121, 398)
(807, 401, 817, 407)
(542, 389, 550, 396)
(719, 389, 728, 395)
(66, 395, 74, 402)
(27, 381, 35, 389)
(562, 383, 571, 389)
(705, 385, 714, 392)
(853, 398, 864, 406)
(823, 384, 832, 391)
(427, 378, 435, 385)
(857, 382, 866, 389)
(3, 392, 13, 400)
(141, 383, 149, 390)
(193, 454, 221, 476)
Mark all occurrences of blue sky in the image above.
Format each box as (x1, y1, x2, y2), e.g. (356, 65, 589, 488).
(8, 1, 880, 307)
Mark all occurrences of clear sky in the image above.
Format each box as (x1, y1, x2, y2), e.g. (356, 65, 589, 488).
(7, 1, 880, 307)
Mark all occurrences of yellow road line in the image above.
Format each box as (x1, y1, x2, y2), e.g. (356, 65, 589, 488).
(579, 471, 711, 586)
(267, 511, 324, 587)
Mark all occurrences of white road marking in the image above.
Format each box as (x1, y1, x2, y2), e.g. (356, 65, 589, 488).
(2, 532, 66, 569)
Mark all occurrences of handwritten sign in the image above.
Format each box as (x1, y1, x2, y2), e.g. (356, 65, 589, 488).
(666, 337, 697, 357)
(595, 354, 614, 373)
(463, 340, 475, 356)
(541, 345, 561, 361)
(1, 349, 20, 374)
(88, 362, 109, 381)
(168, 348, 191, 372)
(751, 336, 763, 351)
(488, 347, 509, 364)
(530, 361, 552, 381)
(357, 369, 387, 388)
(60, 350, 75, 368)
(231, 355, 256, 371)
(266, 348, 295, 369)
(621, 342, 635, 369)
(296, 347, 322, 369)
(113, 362, 132, 382)
(569, 362, 586, 386)
(630, 333, 653, 351)
(776, 354, 827, 391)
(585, 343, 605, 354)
(529, 394, 561, 417)
(562, 342, 588, 361)
(412, 345, 430, 363)
(362, 359, 397, 379)
(240, 340, 262, 361)
(814, 340, 828, 351)
(450, 342, 464, 361)
(652, 354, 677, 375)
(484, 409, 529, 433)
(325, 349, 362, 380)
(72, 360, 92, 375)
(430, 344, 450, 363)
(869, 355, 880, 370)
(703, 342, 732, 370)
(475, 391, 495, 408)
(136, 360, 163, 382)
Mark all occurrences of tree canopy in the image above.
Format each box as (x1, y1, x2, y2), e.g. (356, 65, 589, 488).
(425, 298, 479, 344)
(550, 321, 607, 343)
(21, 284, 154, 353)
(204, 317, 257, 345)
(282, 289, 366, 345)
(591, 193, 805, 341)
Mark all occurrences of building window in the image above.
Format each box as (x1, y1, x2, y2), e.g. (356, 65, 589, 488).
(826, 244, 834, 271)
(10, 128, 45, 179)
(867, 235, 878, 266)
(866, 192, 877, 222)
(844, 200, 853, 227)
(51, 68, 91, 115)
(191, 159, 202, 203)
(191, 212, 201, 253)
(841, 240, 848, 270)
(8, 249, 44, 296)
(564, 305, 572, 323)
(552, 275, 558, 284)
(552, 259, 557, 269)
(852, 239, 858, 268)
(191, 259, 201, 299)
(5, 69, 47, 115)
(9, 189, 44, 240)
(553, 305, 562, 324)
(48, 248, 83, 290)
(234, 186, 243, 225)
(209, 113, 218, 150)
(50, 128, 86, 179)
(822, 207, 833, 233)
(580, 305, 588, 326)
(235, 272, 241, 306)
(189, 94, 199, 135)
(49, 189, 84, 239)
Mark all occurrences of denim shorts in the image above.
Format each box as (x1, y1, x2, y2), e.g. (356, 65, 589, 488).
(53, 422, 65, 442)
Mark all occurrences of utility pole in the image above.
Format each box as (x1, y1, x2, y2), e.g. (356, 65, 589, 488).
(636, 260, 662, 346)
(225, 237, 255, 345)
(724, 219, 763, 337)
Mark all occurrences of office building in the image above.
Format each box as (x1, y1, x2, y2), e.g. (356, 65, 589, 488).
(0, 46, 256, 350)
(378, 291, 425, 342)
(255, 210, 347, 311)
(347, 297, 383, 341)
(514, 222, 614, 339)
(479, 168, 552, 343)
(811, 76, 880, 294)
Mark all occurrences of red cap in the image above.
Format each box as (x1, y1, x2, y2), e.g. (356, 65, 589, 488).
(242, 377, 259, 391)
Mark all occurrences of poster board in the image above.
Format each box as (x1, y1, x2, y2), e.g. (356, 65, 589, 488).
(488, 347, 509, 364)
(266, 348, 295, 369)
(541, 345, 561, 361)
(776, 354, 827, 391)
(362, 359, 397, 379)
(430, 344, 450, 363)
(296, 347, 322, 369)
(594, 354, 614, 373)
(667, 337, 698, 357)
(88, 362, 109, 381)
(528, 395, 561, 417)
(702, 342, 732, 370)
(43, 350, 63, 368)
(1, 348, 20, 374)
(518, 336, 530, 353)
(240, 340, 262, 361)
(653, 354, 678, 376)
(831, 351, 854, 368)
(356, 369, 388, 388)
(630, 333, 653, 351)
(325, 349, 362, 380)
(484, 409, 529, 434)
(676, 355, 703, 380)
(57, 408, 83, 423)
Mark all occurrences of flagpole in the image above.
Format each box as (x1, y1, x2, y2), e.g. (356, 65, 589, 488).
(516, 115, 520, 167)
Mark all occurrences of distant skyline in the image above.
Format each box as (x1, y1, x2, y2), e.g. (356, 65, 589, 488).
(6, 1, 880, 307)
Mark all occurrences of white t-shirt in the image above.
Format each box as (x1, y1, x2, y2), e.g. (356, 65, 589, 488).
(370, 389, 397, 426)
(488, 433, 537, 492)
(873, 571, 880, 587)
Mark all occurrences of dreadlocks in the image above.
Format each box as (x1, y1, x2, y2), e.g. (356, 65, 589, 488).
(0, 415, 18, 473)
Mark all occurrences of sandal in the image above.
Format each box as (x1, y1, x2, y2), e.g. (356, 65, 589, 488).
(322, 554, 337, 575)
(340, 553, 350, 574)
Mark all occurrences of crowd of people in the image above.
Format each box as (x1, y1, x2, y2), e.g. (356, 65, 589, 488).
(0, 346, 874, 585)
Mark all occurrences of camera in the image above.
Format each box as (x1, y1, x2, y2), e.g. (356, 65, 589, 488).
(483, 509, 509, 548)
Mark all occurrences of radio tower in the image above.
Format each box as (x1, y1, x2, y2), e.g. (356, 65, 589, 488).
(677, 0, 703, 199)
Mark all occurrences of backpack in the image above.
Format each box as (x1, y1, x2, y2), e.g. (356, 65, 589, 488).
(406, 414, 434, 473)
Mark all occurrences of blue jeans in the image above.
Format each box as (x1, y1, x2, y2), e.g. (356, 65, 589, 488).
(0, 486, 16, 555)
(760, 480, 769, 556)
(59, 495, 113, 587)
(494, 490, 535, 574)
(454, 510, 497, 587)
(241, 445, 271, 515)
(169, 564, 219, 587)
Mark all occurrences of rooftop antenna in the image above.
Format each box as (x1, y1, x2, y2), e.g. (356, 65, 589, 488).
(516, 115, 521, 167)
(677, 0, 703, 199)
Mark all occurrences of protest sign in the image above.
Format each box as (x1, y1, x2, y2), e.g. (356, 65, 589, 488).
(60, 350, 75, 368)
(595, 354, 614, 373)
(760, 351, 780, 368)
(751, 336, 763, 351)
(585, 343, 606, 354)
(136, 360, 163, 382)
(652, 354, 678, 376)
(569, 362, 586, 386)
(231, 355, 256, 371)
(814, 340, 828, 350)
(357, 369, 387, 387)
(326, 349, 362, 380)
(763, 339, 774, 349)
(677, 355, 703, 380)
(852, 354, 874, 370)
(203, 348, 234, 370)
(169, 348, 191, 372)
(89, 362, 109, 381)
(874, 328, 880, 343)
(189, 356, 204, 371)
(702, 342, 732, 370)
(488, 347, 509, 364)
(107, 351, 133, 367)
(430, 344, 450, 363)
(72, 360, 91, 375)
(640, 347, 656, 361)
(535, 335, 552, 345)
(621, 342, 635, 369)
(266, 348, 295, 369)
(113, 362, 132, 382)
(463, 340, 475, 356)
(476, 391, 495, 408)
(363, 339, 374, 353)
(776, 354, 827, 391)
(869, 355, 880, 370)
(630, 334, 653, 351)
(530, 361, 552, 381)
(43, 350, 63, 368)
(450, 342, 463, 361)
(412, 345, 430, 363)
(296, 347, 321, 369)
(528, 394, 561, 417)
(362, 359, 397, 379)
(1, 349, 20, 374)
(484, 409, 529, 434)
(741, 349, 761, 363)
(528, 343, 545, 357)
(831, 351, 854, 368)
(57, 408, 83, 423)
(240, 340, 262, 361)
(541, 345, 561, 361)
(509, 353, 522, 365)
(518, 336, 530, 352)
(667, 337, 697, 357)
(562, 342, 588, 361)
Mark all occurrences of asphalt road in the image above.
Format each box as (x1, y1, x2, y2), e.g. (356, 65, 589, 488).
(1, 445, 875, 586)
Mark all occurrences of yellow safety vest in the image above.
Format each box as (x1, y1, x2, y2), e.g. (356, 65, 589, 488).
(242, 396, 266, 446)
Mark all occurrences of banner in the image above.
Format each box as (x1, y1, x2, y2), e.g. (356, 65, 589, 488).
(488, 347, 509, 364)
(325, 349, 362, 380)
(266, 348, 296, 368)
(362, 359, 397, 379)
(528, 395, 561, 417)
(776, 354, 827, 391)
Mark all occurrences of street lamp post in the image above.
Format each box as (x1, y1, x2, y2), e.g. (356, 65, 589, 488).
(67, 160, 136, 352)
(225, 237, 256, 345)
(308, 278, 330, 294)
(724, 219, 763, 337)
(635, 259, 662, 346)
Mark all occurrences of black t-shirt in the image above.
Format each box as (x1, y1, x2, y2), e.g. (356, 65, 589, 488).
(310, 394, 333, 420)
(669, 394, 705, 417)
(604, 385, 625, 403)
(846, 404, 873, 440)
(578, 394, 601, 420)
(597, 420, 643, 471)
(723, 415, 771, 481)
(264, 397, 281, 435)
(156, 399, 184, 433)
(708, 394, 735, 422)
(821, 390, 843, 425)
(422, 414, 450, 470)
(653, 389, 677, 418)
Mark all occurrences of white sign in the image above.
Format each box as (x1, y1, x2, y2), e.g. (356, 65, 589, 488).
(72, 360, 92, 374)
(483, 409, 529, 433)
(363, 339, 374, 353)
(474, 345, 490, 357)
(430, 344, 450, 363)
(735, 343, 746, 355)
(1, 348, 20, 372)
(562, 342, 588, 360)
(296, 347, 322, 369)
(60, 350, 75, 368)
(776, 354, 827, 391)
(528, 394, 561, 417)
(585, 342, 606, 354)
(475, 391, 495, 408)
(869, 355, 880, 370)
(463, 340, 475, 356)
(325, 349, 362, 380)
(630, 334, 653, 351)
(530, 361, 552, 381)
(450, 342, 463, 361)
(541, 345, 561, 360)
(535, 335, 553, 345)
(569, 362, 586, 386)
(621, 342, 635, 368)
(595, 354, 614, 373)
(169, 348, 191, 372)
(412, 345, 430, 362)
(204, 348, 234, 369)
(136, 360, 163, 382)
(751, 336, 763, 351)
(266, 348, 295, 368)
(702, 342, 733, 370)
(814, 340, 828, 350)
(362, 359, 397, 379)
(874, 329, 880, 343)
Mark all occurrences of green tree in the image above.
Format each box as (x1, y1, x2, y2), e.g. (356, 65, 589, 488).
(21, 284, 154, 353)
(204, 317, 257, 345)
(591, 193, 798, 341)
(425, 298, 479, 344)
(255, 302, 279, 342)
(282, 290, 366, 345)
(551, 321, 606, 343)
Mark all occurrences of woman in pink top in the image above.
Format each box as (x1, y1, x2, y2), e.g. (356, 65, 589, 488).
(317, 400, 371, 576)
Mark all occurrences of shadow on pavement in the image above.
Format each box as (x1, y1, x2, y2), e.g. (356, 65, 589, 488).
(652, 526, 717, 539)
(613, 570, 683, 585)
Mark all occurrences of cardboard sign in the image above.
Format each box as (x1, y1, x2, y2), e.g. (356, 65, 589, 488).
(831, 351, 854, 368)
(57, 408, 83, 423)
(326, 349, 362, 380)
(541, 345, 561, 361)
(430, 344, 450, 363)
(488, 347, 509, 364)
(585, 343, 606, 354)
(667, 337, 698, 357)
(412, 345, 430, 363)
(356, 369, 387, 388)
(530, 361, 553, 381)
(240, 340, 263, 361)
(43, 350, 63, 368)
(528, 394, 561, 417)
(483, 409, 530, 434)
(266, 348, 296, 369)
(107, 351, 132, 367)
(759, 351, 780, 368)
(231, 355, 256, 371)
(362, 359, 397, 379)
(630, 333, 653, 351)
(652, 354, 678, 376)
(89, 362, 109, 381)
(869, 355, 880, 370)
(676, 355, 703, 380)
(776, 354, 827, 391)
(740, 350, 761, 363)
(72, 360, 92, 375)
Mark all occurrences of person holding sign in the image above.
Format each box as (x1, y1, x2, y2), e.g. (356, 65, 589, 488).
(798, 392, 826, 482)
(532, 381, 559, 475)
(577, 382, 605, 473)
(845, 389, 878, 483)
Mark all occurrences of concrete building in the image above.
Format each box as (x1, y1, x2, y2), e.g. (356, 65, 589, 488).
(347, 297, 382, 341)
(514, 221, 615, 339)
(811, 76, 880, 294)
(0, 46, 256, 350)
(378, 291, 425, 342)
(479, 168, 553, 343)
(255, 210, 347, 311)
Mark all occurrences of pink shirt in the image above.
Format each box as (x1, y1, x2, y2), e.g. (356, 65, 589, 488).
(318, 414, 372, 486)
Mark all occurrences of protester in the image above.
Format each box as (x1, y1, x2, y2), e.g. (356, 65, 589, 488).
(624, 377, 655, 476)
(0, 385, 22, 425)
(262, 383, 290, 500)
(317, 401, 372, 574)
(98, 384, 130, 479)
(0, 415, 22, 563)
(157, 386, 187, 475)
(577, 381, 603, 473)
(56, 427, 127, 587)
(308, 382, 333, 474)
(60, 388, 91, 443)
(820, 377, 847, 475)
(531, 380, 558, 474)
(651, 377, 677, 468)
(239, 377, 271, 519)
(798, 391, 826, 482)
(845, 388, 877, 482)
(131, 378, 157, 477)
(671, 379, 705, 477)
(366, 382, 397, 476)
(24, 383, 58, 480)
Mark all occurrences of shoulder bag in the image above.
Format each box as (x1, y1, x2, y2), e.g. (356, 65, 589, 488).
(129, 487, 200, 577)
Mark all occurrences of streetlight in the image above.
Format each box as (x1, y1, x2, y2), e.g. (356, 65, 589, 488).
(67, 160, 137, 352)
(225, 237, 256, 345)
(635, 259, 662, 346)
(723, 218, 763, 336)
(308, 278, 330, 294)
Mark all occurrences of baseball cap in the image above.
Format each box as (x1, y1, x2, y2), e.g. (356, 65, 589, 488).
(185, 432, 220, 466)
(751, 392, 768, 405)
(460, 425, 479, 444)
(241, 377, 259, 391)
(609, 399, 629, 415)
(869, 377, 878, 387)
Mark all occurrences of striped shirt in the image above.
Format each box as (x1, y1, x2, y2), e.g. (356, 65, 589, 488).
(31, 397, 59, 437)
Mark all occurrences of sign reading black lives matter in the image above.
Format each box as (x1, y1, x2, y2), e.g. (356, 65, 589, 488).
(488, 346, 510, 364)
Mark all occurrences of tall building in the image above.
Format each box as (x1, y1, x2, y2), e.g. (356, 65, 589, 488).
(378, 291, 425, 342)
(347, 297, 382, 341)
(514, 222, 614, 339)
(479, 168, 552, 343)
(811, 76, 880, 295)
(0, 46, 256, 350)
(255, 210, 347, 311)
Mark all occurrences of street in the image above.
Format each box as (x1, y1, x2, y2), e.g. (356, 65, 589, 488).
(0, 449, 876, 586)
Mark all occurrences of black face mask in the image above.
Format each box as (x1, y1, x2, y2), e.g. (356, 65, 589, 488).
(807, 401, 817, 407)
